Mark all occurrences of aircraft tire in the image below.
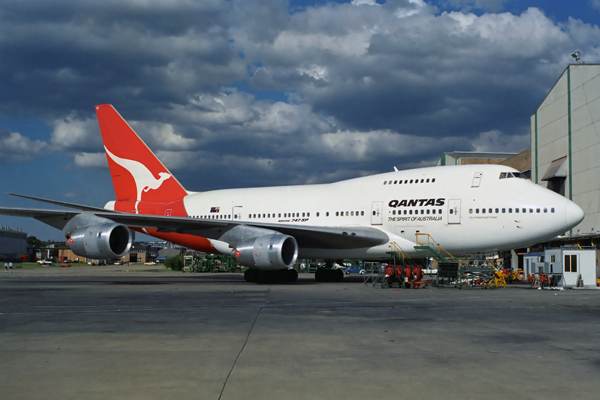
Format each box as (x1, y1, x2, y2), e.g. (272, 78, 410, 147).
(244, 268, 258, 283)
(315, 268, 344, 282)
(286, 269, 298, 283)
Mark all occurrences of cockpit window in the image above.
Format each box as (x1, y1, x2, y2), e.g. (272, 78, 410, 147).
(499, 171, 527, 179)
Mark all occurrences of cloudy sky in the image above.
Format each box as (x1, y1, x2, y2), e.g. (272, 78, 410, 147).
(1, 0, 599, 240)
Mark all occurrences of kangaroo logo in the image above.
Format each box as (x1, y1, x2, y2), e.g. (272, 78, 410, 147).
(105, 146, 171, 214)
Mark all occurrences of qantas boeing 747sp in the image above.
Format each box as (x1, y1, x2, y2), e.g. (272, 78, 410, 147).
(0, 105, 585, 282)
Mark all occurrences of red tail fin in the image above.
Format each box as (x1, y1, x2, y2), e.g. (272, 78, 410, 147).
(95, 105, 188, 213)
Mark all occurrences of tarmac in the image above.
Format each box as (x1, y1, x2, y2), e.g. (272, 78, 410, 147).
(1, 265, 600, 400)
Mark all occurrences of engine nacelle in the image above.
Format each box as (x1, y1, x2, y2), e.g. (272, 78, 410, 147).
(69, 223, 133, 259)
(235, 234, 298, 270)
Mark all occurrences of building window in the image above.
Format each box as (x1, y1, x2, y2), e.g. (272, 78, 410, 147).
(564, 254, 577, 272)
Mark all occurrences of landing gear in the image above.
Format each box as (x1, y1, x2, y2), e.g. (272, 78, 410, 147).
(244, 268, 298, 284)
(315, 267, 344, 282)
(244, 268, 258, 283)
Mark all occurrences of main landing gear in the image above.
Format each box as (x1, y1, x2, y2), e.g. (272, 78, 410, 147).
(244, 268, 298, 284)
(314, 260, 344, 282)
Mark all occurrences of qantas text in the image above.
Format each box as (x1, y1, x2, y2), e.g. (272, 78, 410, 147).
(388, 198, 445, 208)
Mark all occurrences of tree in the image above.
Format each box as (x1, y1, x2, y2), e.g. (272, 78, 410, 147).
(164, 254, 184, 271)
(27, 236, 42, 248)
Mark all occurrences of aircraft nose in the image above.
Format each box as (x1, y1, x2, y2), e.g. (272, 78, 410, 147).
(565, 200, 584, 230)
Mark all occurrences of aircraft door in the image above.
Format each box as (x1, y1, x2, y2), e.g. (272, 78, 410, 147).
(232, 206, 243, 220)
(371, 201, 383, 225)
(448, 199, 461, 224)
(471, 172, 482, 187)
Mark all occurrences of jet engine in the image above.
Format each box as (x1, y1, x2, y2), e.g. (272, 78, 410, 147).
(235, 234, 298, 270)
(68, 223, 133, 259)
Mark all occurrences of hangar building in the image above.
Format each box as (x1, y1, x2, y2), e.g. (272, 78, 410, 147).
(0, 226, 28, 261)
(531, 64, 600, 237)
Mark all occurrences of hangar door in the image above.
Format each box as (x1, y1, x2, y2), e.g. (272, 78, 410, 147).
(447, 199, 461, 224)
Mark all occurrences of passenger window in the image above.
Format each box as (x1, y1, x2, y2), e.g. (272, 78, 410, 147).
(394, 180, 397, 184)
(420, 179, 424, 183)
(476, 209, 479, 214)
(410, 179, 413, 183)
(336, 212, 339, 216)
(326, 212, 329, 217)
(361, 211, 364, 216)
(509, 208, 512, 213)
(316, 212, 319, 217)
(404, 210, 408, 215)
(392, 210, 396, 215)
(432, 210, 436, 214)
(502, 208, 506, 213)
(450, 209, 454, 214)
(383, 181, 387, 185)
(515, 208, 519, 213)
(551, 208, 555, 213)
(351, 211, 354, 216)
(529, 209, 533, 213)
(421, 210, 424, 214)
(432, 178, 436, 183)
(346, 211, 349, 216)
(488, 208, 492, 213)
(543, 208, 547, 213)
(426, 179, 430, 183)
(409, 210, 413, 215)
(426, 209, 430, 214)
(399, 181, 403, 184)
(307, 212, 310, 217)
(482, 209, 486, 214)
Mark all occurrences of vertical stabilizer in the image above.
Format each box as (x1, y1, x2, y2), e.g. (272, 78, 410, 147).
(95, 104, 188, 213)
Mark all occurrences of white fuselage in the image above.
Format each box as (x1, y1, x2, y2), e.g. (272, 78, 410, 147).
(180, 164, 584, 260)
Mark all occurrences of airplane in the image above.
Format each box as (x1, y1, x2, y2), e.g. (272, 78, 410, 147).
(0, 105, 585, 283)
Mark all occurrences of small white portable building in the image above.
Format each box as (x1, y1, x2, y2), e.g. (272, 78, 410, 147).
(523, 253, 544, 277)
(544, 248, 598, 288)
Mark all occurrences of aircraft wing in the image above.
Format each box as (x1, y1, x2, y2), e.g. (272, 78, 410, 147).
(0, 197, 389, 249)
